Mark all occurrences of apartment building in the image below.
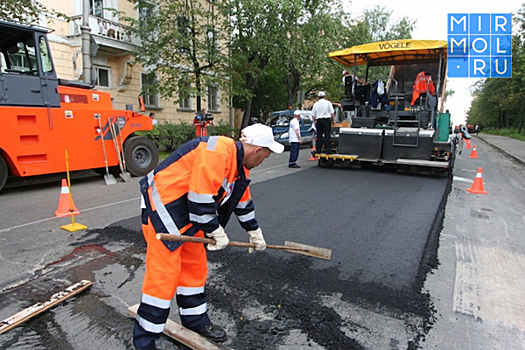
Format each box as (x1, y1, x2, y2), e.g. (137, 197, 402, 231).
(39, 0, 231, 124)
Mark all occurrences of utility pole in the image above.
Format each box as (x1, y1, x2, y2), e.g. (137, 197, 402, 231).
(82, 0, 92, 84)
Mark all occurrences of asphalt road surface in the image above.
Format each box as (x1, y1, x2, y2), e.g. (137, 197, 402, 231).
(1, 149, 450, 350)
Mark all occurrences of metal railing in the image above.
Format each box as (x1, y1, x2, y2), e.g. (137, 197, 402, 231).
(69, 15, 140, 46)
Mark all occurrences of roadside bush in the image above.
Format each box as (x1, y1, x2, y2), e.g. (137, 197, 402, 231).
(207, 120, 238, 138)
(135, 120, 194, 153)
(135, 120, 239, 153)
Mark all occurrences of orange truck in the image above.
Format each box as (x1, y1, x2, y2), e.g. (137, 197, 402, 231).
(0, 20, 159, 191)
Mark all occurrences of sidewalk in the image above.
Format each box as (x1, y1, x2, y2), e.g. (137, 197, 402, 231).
(422, 134, 525, 349)
(476, 133, 525, 165)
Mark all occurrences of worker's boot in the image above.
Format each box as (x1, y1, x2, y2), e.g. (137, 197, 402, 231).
(194, 323, 227, 343)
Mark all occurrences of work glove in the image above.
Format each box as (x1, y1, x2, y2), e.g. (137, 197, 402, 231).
(206, 226, 229, 251)
(247, 227, 266, 253)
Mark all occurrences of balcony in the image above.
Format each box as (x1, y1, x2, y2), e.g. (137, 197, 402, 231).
(70, 15, 140, 54)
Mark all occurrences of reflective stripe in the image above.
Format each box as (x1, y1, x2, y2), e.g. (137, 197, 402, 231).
(148, 172, 180, 235)
(220, 179, 234, 206)
(236, 200, 251, 209)
(179, 303, 207, 316)
(189, 212, 216, 224)
(188, 191, 215, 204)
(207, 136, 219, 151)
(141, 293, 172, 309)
(140, 194, 146, 209)
(237, 211, 255, 222)
(136, 314, 165, 333)
(177, 286, 205, 296)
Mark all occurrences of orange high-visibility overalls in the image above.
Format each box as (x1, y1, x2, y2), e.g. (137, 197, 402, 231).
(133, 136, 258, 350)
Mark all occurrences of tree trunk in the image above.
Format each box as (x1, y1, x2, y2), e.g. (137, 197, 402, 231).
(285, 64, 300, 108)
(518, 106, 525, 135)
(241, 98, 254, 130)
(240, 55, 269, 129)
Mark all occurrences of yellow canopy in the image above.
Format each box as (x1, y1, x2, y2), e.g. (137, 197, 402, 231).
(329, 39, 447, 67)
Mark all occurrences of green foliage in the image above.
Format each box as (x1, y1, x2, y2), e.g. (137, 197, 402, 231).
(0, 0, 68, 24)
(123, 0, 415, 127)
(136, 121, 195, 153)
(362, 6, 416, 42)
(467, 4, 525, 135)
(483, 128, 525, 141)
(135, 120, 239, 153)
(207, 120, 238, 138)
(123, 0, 228, 112)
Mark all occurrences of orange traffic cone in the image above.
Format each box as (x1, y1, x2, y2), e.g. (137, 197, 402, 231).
(467, 167, 488, 194)
(465, 139, 472, 150)
(55, 179, 80, 217)
(469, 145, 478, 159)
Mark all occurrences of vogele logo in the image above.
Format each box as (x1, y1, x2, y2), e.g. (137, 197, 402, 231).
(447, 13, 512, 78)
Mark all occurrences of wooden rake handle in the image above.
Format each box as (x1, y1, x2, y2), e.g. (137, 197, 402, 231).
(156, 233, 309, 252)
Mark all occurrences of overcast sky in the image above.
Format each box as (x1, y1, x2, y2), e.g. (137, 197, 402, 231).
(342, 0, 523, 125)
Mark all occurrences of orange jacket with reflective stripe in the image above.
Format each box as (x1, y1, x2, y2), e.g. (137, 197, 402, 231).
(139, 136, 257, 251)
(410, 71, 436, 105)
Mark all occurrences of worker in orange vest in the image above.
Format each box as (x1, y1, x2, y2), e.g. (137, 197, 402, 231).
(410, 71, 436, 105)
(133, 124, 284, 350)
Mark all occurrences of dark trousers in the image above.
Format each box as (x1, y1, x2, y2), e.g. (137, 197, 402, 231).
(289, 142, 300, 166)
(316, 118, 332, 154)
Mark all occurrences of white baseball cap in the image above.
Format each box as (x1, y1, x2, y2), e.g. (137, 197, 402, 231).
(241, 123, 284, 154)
(318, 91, 326, 97)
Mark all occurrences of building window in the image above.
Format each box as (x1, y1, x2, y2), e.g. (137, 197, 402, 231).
(179, 81, 192, 110)
(91, 0, 104, 17)
(141, 72, 160, 108)
(138, 0, 158, 40)
(207, 85, 219, 111)
(93, 66, 111, 88)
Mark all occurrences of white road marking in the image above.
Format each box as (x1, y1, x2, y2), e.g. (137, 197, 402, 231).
(453, 176, 474, 183)
(0, 197, 140, 233)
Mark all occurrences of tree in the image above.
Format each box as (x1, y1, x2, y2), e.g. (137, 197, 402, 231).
(362, 6, 416, 43)
(467, 3, 525, 133)
(222, 0, 295, 128)
(0, 0, 66, 24)
(126, 0, 227, 113)
(279, 0, 349, 108)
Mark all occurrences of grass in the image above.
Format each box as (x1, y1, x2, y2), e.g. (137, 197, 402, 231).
(482, 128, 525, 142)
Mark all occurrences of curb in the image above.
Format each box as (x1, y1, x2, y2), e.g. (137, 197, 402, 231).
(475, 135, 525, 166)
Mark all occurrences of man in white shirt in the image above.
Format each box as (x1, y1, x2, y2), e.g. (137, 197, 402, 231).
(288, 111, 302, 168)
(311, 91, 335, 155)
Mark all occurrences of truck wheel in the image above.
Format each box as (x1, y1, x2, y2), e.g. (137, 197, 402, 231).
(123, 136, 159, 176)
(0, 154, 8, 192)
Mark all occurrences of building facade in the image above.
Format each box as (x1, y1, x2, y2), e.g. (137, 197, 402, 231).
(39, 0, 231, 124)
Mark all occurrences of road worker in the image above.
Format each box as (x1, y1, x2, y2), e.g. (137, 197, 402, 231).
(133, 123, 284, 350)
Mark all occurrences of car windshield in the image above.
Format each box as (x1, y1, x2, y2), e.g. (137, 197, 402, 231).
(267, 115, 290, 127)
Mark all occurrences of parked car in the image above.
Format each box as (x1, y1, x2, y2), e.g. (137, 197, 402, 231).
(265, 109, 315, 149)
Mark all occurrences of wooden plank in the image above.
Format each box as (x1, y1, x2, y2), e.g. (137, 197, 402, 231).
(127, 304, 233, 350)
(0, 280, 93, 334)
